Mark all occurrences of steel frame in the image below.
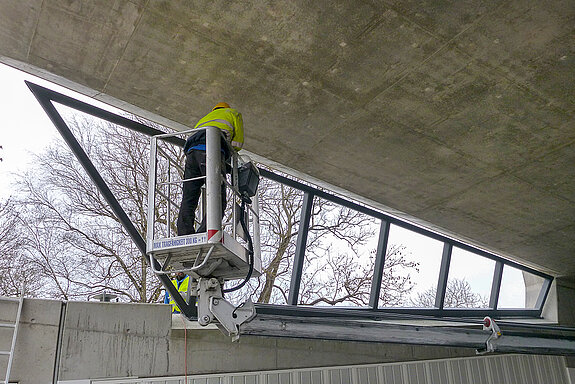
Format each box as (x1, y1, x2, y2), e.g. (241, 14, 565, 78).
(242, 314, 575, 356)
(26, 81, 196, 318)
(260, 168, 554, 318)
(27, 81, 554, 323)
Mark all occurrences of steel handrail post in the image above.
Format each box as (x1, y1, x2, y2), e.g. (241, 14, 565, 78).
(146, 136, 158, 248)
(206, 126, 223, 243)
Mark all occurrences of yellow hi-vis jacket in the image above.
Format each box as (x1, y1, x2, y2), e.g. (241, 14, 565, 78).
(194, 107, 244, 151)
(167, 275, 191, 313)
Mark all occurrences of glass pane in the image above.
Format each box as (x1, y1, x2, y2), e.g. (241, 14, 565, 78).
(444, 248, 494, 308)
(380, 224, 443, 308)
(230, 178, 304, 305)
(498, 265, 546, 309)
(299, 196, 379, 306)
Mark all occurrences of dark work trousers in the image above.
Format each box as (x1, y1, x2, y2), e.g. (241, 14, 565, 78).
(176, 149, 227, 235)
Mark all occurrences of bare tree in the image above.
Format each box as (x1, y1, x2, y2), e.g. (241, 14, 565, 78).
(413, 278, 489, 308)
(10, 110, 418, 307)
(12, 112, 174, 302)
(0, 198, 41, 297)
(297, 244, 417, 307)
(230, 175, 419, 307)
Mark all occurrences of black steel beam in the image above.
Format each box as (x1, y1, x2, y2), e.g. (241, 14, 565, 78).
(490, 261, 504, 309)
(535, 278, 553, 312)
(288, 192, 314, 305)
(26, 82, 195, 319)
(435, 243, 452, 309)
(369, 220, 390, 309)
(259, 169, 553, 282)
(242, 314, 575, 356)
(25, 81, 185, 148)
(254, 302, 542, 320)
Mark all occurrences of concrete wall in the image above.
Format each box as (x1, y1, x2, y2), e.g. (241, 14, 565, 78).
(1, 297, 478, 383)
(2, 296, 572, 383)
(554, 277, 575, 377)
(556, 278, 575, 327)
(57, 301, 172, 380)
(0, 297, 62, 384)
(167, 326, 474, 377)
(72, 354, 572, 384)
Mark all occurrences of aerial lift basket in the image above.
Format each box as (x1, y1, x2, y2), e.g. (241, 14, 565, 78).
(145, 126, 262, 281)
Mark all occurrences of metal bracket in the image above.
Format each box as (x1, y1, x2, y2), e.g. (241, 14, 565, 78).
(476, 316, 502, 355)
(197, 277, 256, 340)
(211, 298, 256, 341)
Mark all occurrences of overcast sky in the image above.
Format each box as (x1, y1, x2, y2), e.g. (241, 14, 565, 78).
(0, 63, 124, 198)
(0, 64, 61, 198)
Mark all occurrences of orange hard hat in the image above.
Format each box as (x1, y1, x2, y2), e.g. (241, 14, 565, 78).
(212, 102, 230, 111)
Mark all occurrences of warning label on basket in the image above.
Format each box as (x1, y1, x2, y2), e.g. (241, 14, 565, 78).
(152, 233, 207, 250)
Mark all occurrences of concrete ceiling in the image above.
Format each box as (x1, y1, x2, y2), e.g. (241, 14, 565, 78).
(1, 0, 573, 276)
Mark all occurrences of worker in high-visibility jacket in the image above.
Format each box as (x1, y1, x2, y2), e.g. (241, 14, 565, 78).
(176, 102, 244, 236)
(164, 272, 192, 313)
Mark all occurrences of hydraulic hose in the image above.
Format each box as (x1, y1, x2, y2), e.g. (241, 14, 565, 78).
(223, 196, 254, 293)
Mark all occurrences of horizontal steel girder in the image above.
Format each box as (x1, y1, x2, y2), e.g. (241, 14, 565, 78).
(241, 315, 575, 356)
